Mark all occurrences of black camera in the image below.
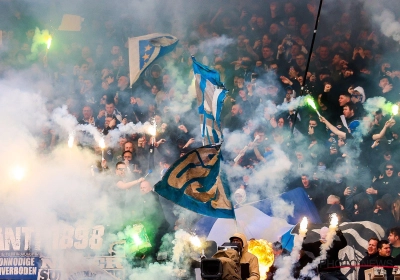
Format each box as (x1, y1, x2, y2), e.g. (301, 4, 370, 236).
(201, 242, 249, 280)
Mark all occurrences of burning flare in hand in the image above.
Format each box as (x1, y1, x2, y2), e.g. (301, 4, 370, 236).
(329, 213, 338, 231)
(68, 133, 74, 148)
(307, 97, 321, 117)
(11, 166, 26, 181)
(299, 217, 308, 236)
(46, 36, 52, 50)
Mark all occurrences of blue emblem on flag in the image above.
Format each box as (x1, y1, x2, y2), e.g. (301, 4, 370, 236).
(129, 33, 178, 86)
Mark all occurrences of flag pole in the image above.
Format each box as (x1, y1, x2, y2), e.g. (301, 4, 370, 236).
(291, 0, 324, 136)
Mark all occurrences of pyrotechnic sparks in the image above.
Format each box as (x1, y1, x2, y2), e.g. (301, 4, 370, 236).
(148, 123, 156, 136)
(11, 166, 26, 181)
(299, 217, 308, 236)
(46, 37, 52, 50)
(99, 138, 105, 150)
(68, 133, 74, 148)
(392, 104, 398, 116)
(329, 213, 338, 231)
(306, 97, 321, 117)
(189, 234, 201, 248)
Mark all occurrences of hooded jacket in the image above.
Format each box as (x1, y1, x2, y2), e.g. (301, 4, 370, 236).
(230, 233, 260, 280)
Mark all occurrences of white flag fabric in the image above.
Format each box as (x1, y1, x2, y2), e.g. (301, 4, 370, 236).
(128, 33, 178, 87)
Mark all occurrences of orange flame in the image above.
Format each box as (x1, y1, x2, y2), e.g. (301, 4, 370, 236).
(248, 239, 274, 279)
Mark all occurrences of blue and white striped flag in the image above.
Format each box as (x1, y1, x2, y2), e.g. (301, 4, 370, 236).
(128, 33, 178, 86)
(192, 56, 227, 145)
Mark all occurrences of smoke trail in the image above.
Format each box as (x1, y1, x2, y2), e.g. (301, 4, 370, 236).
(374, 9, 400, 43)
(27, 28, 51, 61)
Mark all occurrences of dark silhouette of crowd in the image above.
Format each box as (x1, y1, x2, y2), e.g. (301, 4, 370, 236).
(2, 0, 400, 243)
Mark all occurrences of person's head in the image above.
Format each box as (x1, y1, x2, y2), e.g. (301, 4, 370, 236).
(385, 163, 395, 177)
(309, 119, 317, 128)
(124, 141, 134, 153)
(284, 2, 295, 15)
(384, 151, 392, 161)
(234, 188, 247, 205)
(301, 175, 310, 187)
(262, 46, 273, 59)
(295, 151, 304, 161)
(272, 241, 284, 256)
(100, 94, 107, 104)
(393, 198, 400, 222)
(105, 101, 115, 115)
(377, 240, 391, 257)
(163, 74, 171, 88)
(83, 79, 93, 90)
(367, 237, 379, 255)
(262, 34, 271, 46)
(339, 93, 351, 107)
(351, 86, 365, 104)
(318, 45, 330, 60)
(104, 116, 113, 128)
(231, 104, 242, 116)
(342, 102, 355, 118)
(115, 162, 126, 177)
(238, 89, 247, 99)
(375, 199, 389, 212)
(295, 53, 306, 67)
(82, 105, 93, 120)
(327, 195, 340, 205)
(277, 117, 285, 128)
(253, 128, 265, 143)
(300, 23, 310, 37)
(389, 227, 400, 245)
(287, 16, 298, 30)
(140, 180, 153, 194)
(379, 76, 391, 89)
(111, 45, 120, 55)
(338, 137, 346, 147)
(122, 150, 133, 162)
(151, 64, 162, 78)
(256, 16, 265, 28)
(117, 76, 129, 90)
(269, 23, 280, 34)
(319, 227, 329, 242)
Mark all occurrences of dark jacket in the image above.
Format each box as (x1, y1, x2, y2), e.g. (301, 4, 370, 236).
(302, 230, 347, 272)
(358, 252, 378, 280)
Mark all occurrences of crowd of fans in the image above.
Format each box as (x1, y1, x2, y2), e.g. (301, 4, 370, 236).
(2, 0, 400, 246)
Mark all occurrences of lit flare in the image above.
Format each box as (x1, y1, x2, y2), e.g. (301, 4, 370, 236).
(68, 133, 74, 148)
(99, 138, 105, 150)
(307, 97, 321, 117)
(189, 234, 201, 248)
(329, 213, 338, 231)
(299, 217, 308, 236)
(46, 37, 52, 50)
(11, 166, 25, 181)
(392, 104, 399, 116)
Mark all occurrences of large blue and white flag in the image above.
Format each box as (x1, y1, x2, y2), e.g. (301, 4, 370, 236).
(128, 33, 178, 86)
(154, 145, 235, 219)
(195, 188, 321, 246)
(192, 56, 227, 145)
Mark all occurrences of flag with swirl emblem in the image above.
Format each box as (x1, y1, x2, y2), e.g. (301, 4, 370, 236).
(154, 145, 235, 219)
(128, 33, 178, 87)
